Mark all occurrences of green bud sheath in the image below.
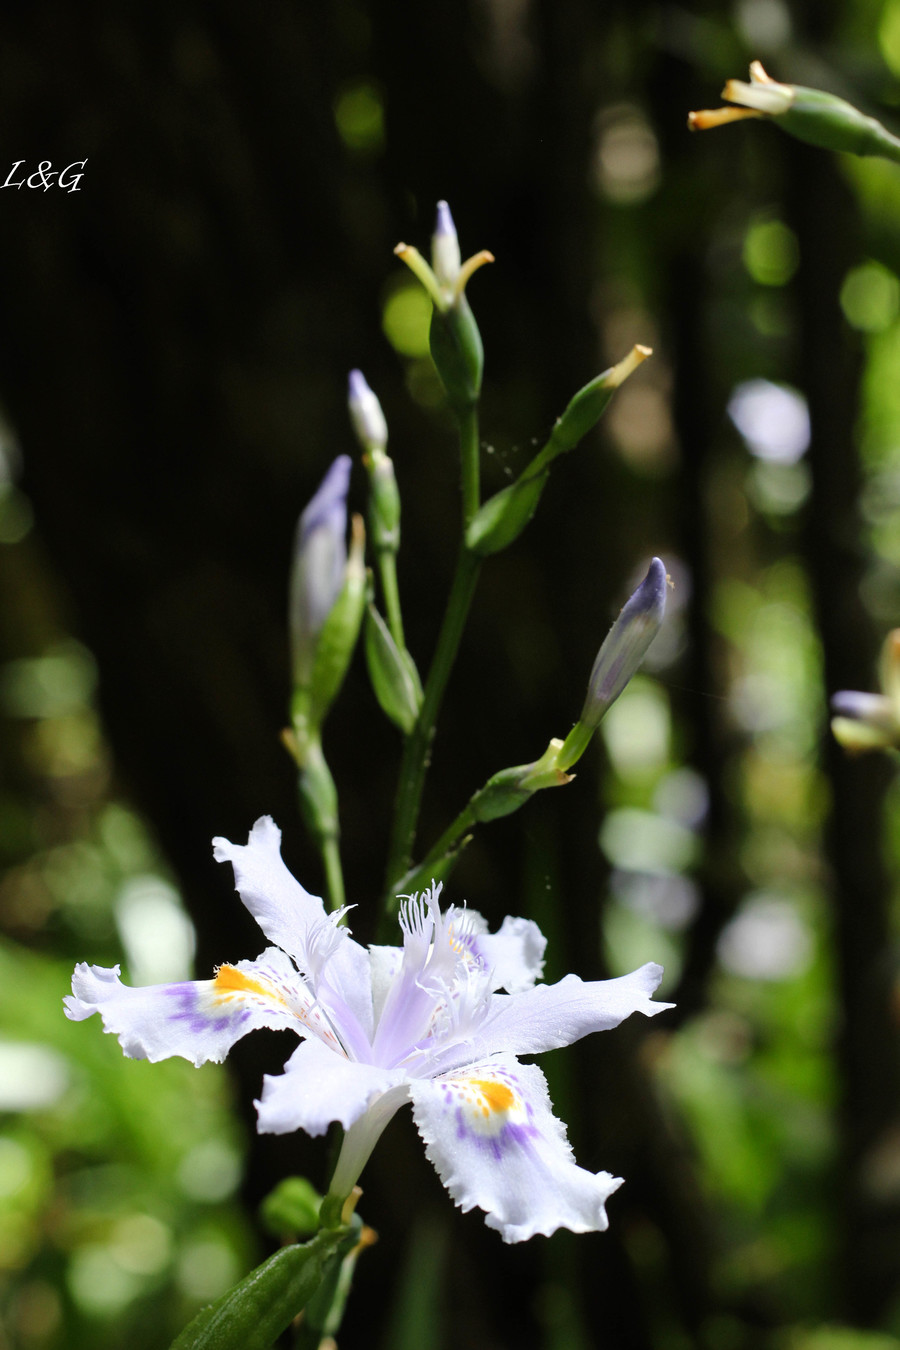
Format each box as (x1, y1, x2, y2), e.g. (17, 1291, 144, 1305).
(169, 1230, 347, 1350)
(260, 1176, 324, 1240)
(469, 743, 572, 822)
(466, 472, 547, 556)
(467, 346, 651, 556)
(367, 450, 401, 555)
(429, 294, 484, 413)
(307, 516, 367, 729)
(364, 604, 423, 735)
(783, 86, 900, 161)
(545, 346, 651, 460)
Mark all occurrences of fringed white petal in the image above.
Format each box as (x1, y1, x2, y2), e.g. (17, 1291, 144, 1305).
(471, 914, 546, 992)
(64, 947, 311, 1067)
(410, 1056, 623, 1242)
(256, 1035, 409, 1136)
(473, 962, 671, 1061)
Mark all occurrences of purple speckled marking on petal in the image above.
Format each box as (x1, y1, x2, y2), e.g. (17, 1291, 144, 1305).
(167, 985, 233, 1035)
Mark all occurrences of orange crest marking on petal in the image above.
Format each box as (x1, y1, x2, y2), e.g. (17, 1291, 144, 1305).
(214, 965, 281, 1004)
(468, 1078, 515, 1116)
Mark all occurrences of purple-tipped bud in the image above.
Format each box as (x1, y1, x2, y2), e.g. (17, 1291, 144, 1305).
(557, 559, 668, 772)
(432, 200, 461, 288)
(348, 369, 388, 453)
(290, 456, 352, 686)
(582, 557, 668, 728)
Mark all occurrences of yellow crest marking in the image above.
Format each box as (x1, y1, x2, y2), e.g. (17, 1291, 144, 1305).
(214, 965, 280, 1004)
(468, 1079, 515, 1116)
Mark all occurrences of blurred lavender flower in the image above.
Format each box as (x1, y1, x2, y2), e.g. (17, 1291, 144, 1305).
(832, 630, 900, 753)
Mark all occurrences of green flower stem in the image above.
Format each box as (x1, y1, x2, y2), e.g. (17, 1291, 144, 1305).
(296, 740, 346, 913)
(380, 402, 482, 925)
(398, 801, 478, 894)
(381, 545, 481, 924)
(377, 548, 406, 651)
(459, 402, 481, 528)
(320, 833, 346, 914)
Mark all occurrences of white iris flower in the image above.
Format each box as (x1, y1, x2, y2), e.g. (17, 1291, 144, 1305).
(65, 817, 671, 1243)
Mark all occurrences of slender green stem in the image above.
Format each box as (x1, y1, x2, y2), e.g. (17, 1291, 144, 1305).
(297, 740, 346, 913)
(389, 803, 477, 899)
(381, 545, 481, 919)
(377, 550, 405, 650)
(459, 403, 480, 528)
(379, 402, 482, 924)
(418, 802, 477, 876)
(321, 833, 346, 913)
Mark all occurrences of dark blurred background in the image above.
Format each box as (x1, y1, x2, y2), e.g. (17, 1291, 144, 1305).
(4, 1, 900, 1347)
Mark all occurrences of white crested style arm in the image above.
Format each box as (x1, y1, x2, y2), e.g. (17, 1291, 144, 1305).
(409, 1056, 623, 1242)
(64, 947, 312, 1067)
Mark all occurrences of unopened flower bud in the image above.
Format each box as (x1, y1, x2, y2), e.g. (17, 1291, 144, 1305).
(394, 202, 494, 414)
(432, 200, 462, 290)
(290, 456, 352, 690)
(303, 515, 366, 733)
(558, 558, 668, 771)
(348, 369, 388, 454)
(288, 457, 366, 763)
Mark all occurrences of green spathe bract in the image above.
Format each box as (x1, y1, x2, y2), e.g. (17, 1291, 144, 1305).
(466, 346, 652, 556)
(169, 1229, 349, 1350)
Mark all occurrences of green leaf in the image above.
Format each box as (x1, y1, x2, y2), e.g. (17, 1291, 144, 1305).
(364, 604, 423, 734)
(169, 1230, 346, 1350)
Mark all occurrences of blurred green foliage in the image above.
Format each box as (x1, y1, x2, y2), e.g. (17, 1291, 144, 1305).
(0, 635, 251, 1347)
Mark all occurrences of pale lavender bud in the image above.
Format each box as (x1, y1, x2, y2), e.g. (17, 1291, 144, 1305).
(290, 456, 351, 687)
(431, 200, 461, 289)
(348, 369, 388, 453)
(581, 557, 668, 729)
(557, 559, 668, 772)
